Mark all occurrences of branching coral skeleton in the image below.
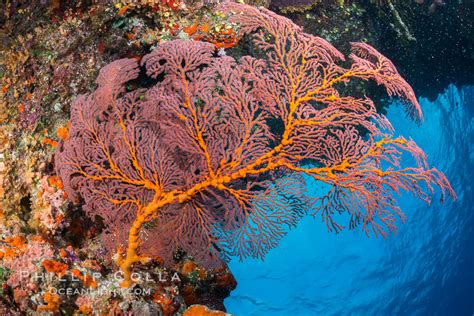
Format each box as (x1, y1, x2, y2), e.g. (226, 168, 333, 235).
(55, 3, 455, 287)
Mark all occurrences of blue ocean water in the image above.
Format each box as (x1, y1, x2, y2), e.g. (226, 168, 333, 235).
(225, 85, 474, 315)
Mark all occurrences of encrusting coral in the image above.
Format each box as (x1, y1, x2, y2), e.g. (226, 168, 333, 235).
(54, 1, 455, 288)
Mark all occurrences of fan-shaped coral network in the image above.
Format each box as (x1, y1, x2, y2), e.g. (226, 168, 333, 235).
(55, 2, 455, 287)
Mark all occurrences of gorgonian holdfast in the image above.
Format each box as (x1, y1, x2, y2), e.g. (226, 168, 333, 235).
(55, 2, 455, 287)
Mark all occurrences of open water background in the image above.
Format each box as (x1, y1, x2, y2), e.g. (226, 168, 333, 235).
(225, 85, 474, 315)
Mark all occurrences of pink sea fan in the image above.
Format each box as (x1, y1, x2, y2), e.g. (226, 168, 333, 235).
(55, 2, 454, 275)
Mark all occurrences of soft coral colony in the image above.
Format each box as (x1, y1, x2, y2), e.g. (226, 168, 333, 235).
(54, 2, 455, 288)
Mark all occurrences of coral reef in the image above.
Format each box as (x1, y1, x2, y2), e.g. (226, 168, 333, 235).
(1, 1, 240, 313)
(0, 235, 236, 313)
(55, 2, 453, 289)
(0, 0, 461, 314)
